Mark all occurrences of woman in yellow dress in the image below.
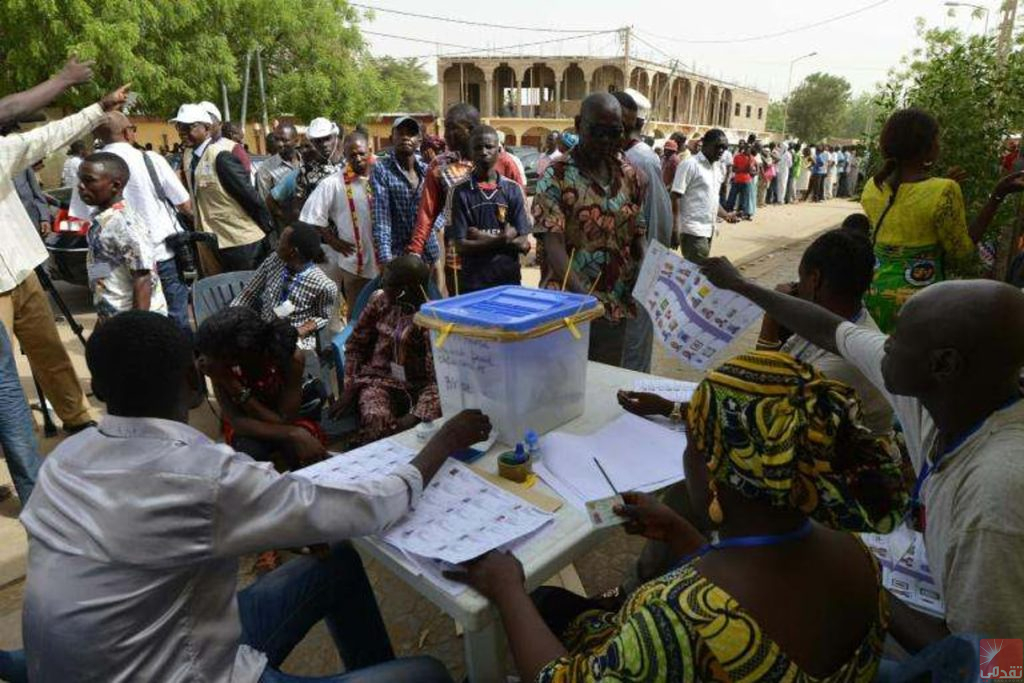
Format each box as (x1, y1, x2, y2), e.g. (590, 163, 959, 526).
(448, 352, 908, 682)
(861, 108, 1024, 332)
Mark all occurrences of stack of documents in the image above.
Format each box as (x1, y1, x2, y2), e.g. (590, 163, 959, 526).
(631, 379, 698, 432)
(293, 440, 554, 594)
(535, 413, 687, 511)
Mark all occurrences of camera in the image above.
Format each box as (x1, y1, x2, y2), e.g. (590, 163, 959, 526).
(165, 231, 218, 282)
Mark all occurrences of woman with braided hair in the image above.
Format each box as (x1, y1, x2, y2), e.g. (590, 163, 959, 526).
(447, 351, 909, 682)
(861, 107, 1024, 332)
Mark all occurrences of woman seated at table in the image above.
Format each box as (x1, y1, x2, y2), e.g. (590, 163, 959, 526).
(197, 306, 327, 469)
(331, 254, 441, 444)
(448, 351, 908, 682)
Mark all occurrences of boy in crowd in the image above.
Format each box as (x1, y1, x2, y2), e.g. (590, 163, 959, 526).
(447, 125, 531, 294)
(78, 152, 166, 321)
(232, 222, 338, 351)
(333, 255, 441, 444)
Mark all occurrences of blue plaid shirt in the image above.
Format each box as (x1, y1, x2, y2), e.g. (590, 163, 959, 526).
(371, 155, 439, 264)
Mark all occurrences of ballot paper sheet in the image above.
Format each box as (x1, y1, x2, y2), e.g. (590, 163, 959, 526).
(633, 241, 763, 369)
(861, 525, 945, 618)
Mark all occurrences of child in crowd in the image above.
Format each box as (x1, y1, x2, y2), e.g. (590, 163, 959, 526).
(333, 255, 441, 444)
(232, 222, 338, 351)
(79, 152, 166, 321)
(447, 125, 531, 294)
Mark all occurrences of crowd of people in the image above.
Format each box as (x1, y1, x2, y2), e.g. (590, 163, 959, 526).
(0, 56, 1021, 682)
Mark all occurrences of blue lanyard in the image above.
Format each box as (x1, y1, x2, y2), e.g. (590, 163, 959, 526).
(279, 263, 313, 303)
(673, 519, 813, 570)
(909, 395, 1022, 530)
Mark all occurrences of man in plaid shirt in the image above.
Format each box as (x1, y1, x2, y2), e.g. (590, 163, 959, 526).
(232, 223, 337, 351)
(370, 116, 439, 265)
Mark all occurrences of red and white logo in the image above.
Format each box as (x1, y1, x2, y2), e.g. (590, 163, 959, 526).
(981, 639, 1023, 680)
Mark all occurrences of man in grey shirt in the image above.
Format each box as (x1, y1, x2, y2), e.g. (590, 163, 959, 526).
(18, 311, 487, 682)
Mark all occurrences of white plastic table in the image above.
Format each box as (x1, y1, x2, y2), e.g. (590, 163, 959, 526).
(353, 361, 653, 682)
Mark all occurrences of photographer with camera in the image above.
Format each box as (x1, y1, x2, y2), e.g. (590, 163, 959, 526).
(69, 111, 195, 335)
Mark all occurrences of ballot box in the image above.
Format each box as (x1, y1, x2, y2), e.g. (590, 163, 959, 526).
(415, 286, 603, 446)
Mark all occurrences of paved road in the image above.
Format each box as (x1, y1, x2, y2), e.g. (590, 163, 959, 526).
(0, 198, 861, 676)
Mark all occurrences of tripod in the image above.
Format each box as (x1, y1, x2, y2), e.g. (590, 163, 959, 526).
(29, 266, 89, 437)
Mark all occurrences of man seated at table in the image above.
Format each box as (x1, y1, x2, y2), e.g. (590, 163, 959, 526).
(332, 255, 441, 444)
(447, 125, 531, 294)
(17, 310, 489, 682)
(232, 222, 338, 351)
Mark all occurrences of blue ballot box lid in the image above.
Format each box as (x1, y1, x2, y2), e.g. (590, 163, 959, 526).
(418, 286, 601, 334)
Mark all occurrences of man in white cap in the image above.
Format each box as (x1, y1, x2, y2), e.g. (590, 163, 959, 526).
(199, 100, 252, 175)
(268, 116, 343, 228)
(173, 103, 271, 273)
(613, 89, 672, 373)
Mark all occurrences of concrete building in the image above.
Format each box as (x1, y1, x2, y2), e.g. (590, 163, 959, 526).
(437, 54, 769, 148)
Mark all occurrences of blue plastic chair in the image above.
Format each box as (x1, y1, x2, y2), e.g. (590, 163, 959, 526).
(192, 270, 256, 327)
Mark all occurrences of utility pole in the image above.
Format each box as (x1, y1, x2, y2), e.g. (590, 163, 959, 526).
(256, 48, 269, 134)
(239, 50, 252, 139)
(996, 0, 1020, 280)
(220, 80, 231, 124)
(622, 26, 631, 92)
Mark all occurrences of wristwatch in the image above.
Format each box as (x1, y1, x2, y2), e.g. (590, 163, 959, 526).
(669, 401, 684, 423)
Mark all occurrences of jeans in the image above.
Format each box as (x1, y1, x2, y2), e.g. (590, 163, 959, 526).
(875, 634, 980, 683)
(726, 182, 751, 214)
(238, 542, 395, 675)
(0, 649, 26, 683)
(157, 258, 192, 337)
(0, 323, 42, 503)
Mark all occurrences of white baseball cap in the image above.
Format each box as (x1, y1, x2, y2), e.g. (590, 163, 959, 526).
(623, 88, 652, 121)
(307, 117, 339, 139)
(198, 101, 222, 122)
(169, 103, 212, 126)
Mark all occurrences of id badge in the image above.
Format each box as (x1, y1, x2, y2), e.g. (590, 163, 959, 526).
(390, 362, 407, 382)
(273, 299, 296, 318)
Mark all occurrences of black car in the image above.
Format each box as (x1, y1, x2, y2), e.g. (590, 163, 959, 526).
(44, 186, 90, 287)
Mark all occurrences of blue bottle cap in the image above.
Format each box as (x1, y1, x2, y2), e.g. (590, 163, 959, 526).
(514, 442, 526, 462)
(525, 430, 538, 444)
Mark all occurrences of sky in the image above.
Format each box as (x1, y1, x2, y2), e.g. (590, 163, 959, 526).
(356, 0, 1000, 98)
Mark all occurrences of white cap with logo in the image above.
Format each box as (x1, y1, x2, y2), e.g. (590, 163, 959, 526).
(169, 103, 212, 126)
(307, 117, 340, 139)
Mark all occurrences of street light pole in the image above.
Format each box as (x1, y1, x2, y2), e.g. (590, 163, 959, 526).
(944, 2, 991, 35)
(782, 51, 817, 140)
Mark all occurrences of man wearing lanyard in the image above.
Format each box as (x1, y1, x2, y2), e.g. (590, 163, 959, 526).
(231, 223, 338, 351)
(702, 257, 1024, 652)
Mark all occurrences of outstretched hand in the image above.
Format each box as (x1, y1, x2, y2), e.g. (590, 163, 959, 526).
(100, 84, 132, 112)
(994, 170, 1024, 199)
(443, 550, 525, 601)
(616, 390, 675, 418)
(57, 57, 95, 86)
(700, 256, 746, 292)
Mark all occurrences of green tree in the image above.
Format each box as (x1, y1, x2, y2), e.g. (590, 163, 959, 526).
(840, 92, 876, 140)
(765, 100, 786, 132)
(372, 57, 438, 113)
(0, 0, 400, 124)
(785, 72, 852, 142)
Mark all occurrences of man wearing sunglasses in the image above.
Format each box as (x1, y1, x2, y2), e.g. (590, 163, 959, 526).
(532, 92, 648, 366)
(670, 128, 739, 263)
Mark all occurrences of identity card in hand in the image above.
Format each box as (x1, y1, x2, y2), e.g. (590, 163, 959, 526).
(585, 494, 625, 529)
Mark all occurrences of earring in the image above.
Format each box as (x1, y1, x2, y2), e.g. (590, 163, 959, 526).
(708, 480, 724, 525)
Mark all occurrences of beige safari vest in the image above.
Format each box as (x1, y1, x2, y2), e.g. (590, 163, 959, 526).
(192, 138, 264, 249)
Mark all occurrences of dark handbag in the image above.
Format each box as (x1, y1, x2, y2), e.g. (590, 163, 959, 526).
(298, 375, 327, 421)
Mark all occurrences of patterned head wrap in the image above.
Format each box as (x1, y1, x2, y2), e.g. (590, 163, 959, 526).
(687, 351, 907, 533)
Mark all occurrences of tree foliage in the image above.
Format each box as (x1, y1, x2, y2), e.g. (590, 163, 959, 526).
(0, 0, 408, 124)
(785, 72, 852, 142)
(765, 100, 786, 133)
(372, 57, 438, 113)
(839, 92, 876, 140)
(872, 21, 1024, 238)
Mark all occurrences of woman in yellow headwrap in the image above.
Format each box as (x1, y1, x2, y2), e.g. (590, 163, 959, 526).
(447, 352, 908, 683)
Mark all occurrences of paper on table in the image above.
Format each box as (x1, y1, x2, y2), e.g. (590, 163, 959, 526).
(537, 413, 686, 510)
(382, 460, 554, 565)
(294, 440, 418, 490)
(634, 241, 762, 370)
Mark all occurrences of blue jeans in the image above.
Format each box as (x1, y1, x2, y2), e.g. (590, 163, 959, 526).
(726, 182, 752, 214)
(0, 323, 41, 503)
(876, 634, 981, 683)
(157, 258, 192, 337)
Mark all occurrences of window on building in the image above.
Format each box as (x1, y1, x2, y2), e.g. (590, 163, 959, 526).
(734, 103, 741, 116)
(758, 107, 763, 120)
(745, 105, 752, 118)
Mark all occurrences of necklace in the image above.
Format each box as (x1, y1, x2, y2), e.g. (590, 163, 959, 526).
(344, 166, 373, 273)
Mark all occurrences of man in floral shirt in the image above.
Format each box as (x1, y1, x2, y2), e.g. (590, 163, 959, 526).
(79, 152, 166, 321)
(532, 93, 647, 365)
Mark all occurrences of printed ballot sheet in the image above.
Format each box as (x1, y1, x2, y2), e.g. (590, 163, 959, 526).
(861, 525, 945, 618)
(630, 379, 699, 432)
(294, 441, 554, 566)
(633, 241, 763, 369)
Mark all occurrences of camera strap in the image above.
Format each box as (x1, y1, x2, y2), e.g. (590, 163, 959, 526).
(141, 150, 185, 234)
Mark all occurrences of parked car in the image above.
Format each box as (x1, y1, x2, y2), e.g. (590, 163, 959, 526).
(43, 186, 89, 287)
(506, 146, 542, 195)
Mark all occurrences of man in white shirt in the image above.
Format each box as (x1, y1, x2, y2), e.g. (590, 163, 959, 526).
(301, 132, 378, 329)
(702, 256, 1024, 652)
(69, 112, 194, 335)
(0, 62, 128, 434)
(60, 140, 88, 187)
(671, 129, 739, 263)
(20, 310, 486, 682)
(775, 143, 793, 205)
